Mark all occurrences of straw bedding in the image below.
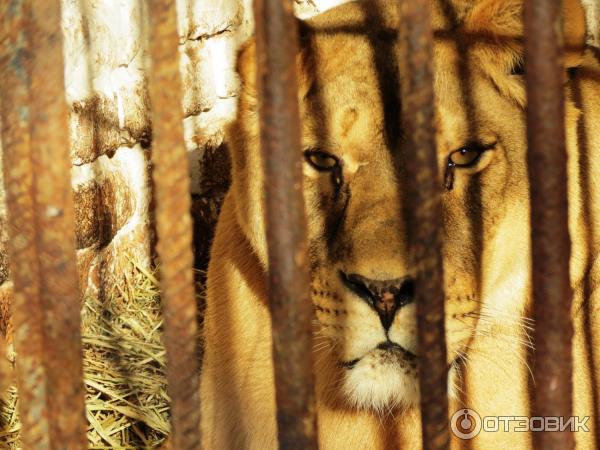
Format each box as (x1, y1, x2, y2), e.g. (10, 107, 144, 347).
(0, 259, 201, 449)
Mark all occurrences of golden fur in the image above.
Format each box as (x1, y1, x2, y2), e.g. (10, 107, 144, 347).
(200, 0, 600, 448)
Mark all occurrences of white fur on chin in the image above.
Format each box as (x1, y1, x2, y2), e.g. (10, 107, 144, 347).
(342, 350, 420, 413)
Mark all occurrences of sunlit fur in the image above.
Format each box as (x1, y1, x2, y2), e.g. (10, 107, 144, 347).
(200, 0, 600, 448)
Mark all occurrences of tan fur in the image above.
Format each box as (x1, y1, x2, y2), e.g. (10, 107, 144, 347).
(200, 0, 600, 448)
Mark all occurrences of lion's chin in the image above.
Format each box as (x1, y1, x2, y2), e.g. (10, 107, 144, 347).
(340, 347, 420, 412)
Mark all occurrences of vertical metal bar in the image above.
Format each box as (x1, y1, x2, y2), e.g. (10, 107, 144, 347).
(23, 0, 89, 448)
(147, 2, 201, 449)
(252, 0, 319, 448)
(523, 2, 574, 449)
(398, 1, 450, 449)
(0, 2, 51, 448)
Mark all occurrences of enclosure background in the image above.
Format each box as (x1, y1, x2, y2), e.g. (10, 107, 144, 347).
(0, 0, 598, 343)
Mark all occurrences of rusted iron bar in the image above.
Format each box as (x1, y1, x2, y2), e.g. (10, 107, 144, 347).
(147, 2, 201, 449)
(398, 1, 450, 449)
(252, 0, 319, 448)
(21, 0, 89, 448)
(524, 2, 574, 449)
(0, 1, 51, 448)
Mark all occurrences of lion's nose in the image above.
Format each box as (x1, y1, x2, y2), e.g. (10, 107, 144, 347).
(340, 271, 415, 330)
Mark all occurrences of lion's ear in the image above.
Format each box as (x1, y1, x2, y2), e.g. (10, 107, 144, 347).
(464, 0, 523, 38)
(562, 0, 587, 68)
(235, 21, 315, 118)
(236, 38, 258, 116)
(464, 0, 586, 68)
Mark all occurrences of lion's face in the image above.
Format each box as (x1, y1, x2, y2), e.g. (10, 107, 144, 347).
(300, 3, 533, 412)
(229, 0, 585, 413)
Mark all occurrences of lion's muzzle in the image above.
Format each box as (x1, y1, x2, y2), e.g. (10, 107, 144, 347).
(340, 271, 415, 330)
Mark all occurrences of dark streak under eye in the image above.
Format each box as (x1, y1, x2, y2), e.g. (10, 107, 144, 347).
(326, 178, 349, 250)
(332, 162, 344, 191)
(444, 161, 456, 190)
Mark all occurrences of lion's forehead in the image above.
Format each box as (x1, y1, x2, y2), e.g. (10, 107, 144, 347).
(301, 33, 517, 168)
(301, 79, 388, 160)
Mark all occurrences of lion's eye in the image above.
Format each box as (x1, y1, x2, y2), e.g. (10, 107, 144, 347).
(448, 145, 484, 167)
(304, 150, 339, 171)
(444, 142, 495, 190)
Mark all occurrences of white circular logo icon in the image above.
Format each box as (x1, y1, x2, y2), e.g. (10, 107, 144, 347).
(451, 408, 482, 440)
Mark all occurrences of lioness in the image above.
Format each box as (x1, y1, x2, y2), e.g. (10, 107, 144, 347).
(200, 0, 600, 448)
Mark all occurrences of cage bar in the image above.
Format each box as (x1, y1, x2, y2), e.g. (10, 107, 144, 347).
(21, 0, 88, 447)
(147, 2, 202, 449)
(523, 1, 574, 449)
(0, 1, 51, 448)
(398, 1, 450, 449)
(252, 0, 319, 448)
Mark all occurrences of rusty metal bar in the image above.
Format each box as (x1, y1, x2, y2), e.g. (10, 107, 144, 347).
(252, 0, 319, 448)
(21, 0, 89, 448)
(398, 1, 450, 449)
(524, 2, 574, 449)
(147, 2, 201, 449)
(0, 1, 51, 448)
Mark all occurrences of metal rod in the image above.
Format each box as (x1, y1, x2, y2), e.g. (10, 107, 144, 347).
(252, 0, 319, 448)
(0, 1, 51, 447)
(398, 1, 450, 448)
(23, 0, 88, 447)
(524, 1, 574, 449)
(147, 2, 201, 449)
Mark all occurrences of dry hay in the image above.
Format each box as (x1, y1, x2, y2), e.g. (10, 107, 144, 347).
(0, 258, 203, 449)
